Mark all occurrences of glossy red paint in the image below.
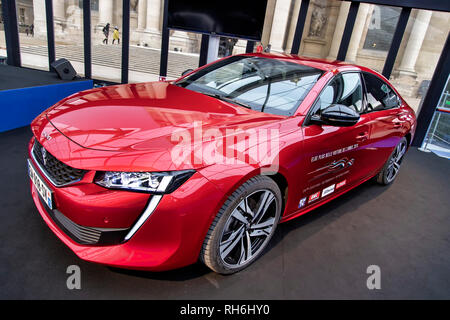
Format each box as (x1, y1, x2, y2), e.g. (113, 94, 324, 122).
(28, 53, 416, 271)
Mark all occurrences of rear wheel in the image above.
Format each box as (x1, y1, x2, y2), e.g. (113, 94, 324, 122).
(200, 176, 282, 274)
(376, 137, 407, 185)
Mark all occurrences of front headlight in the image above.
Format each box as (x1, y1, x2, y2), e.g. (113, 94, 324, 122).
(95, 170, 195, 194)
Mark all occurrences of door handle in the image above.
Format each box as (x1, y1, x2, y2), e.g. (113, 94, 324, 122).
(393, 119, 402, 128)
(356, 132, 369, 142)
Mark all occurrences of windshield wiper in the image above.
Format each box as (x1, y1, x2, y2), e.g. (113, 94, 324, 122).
(200, 92, 253, 110)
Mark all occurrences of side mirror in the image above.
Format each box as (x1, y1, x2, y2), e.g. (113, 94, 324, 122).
(181, 69, 194, 77)
(311, 104, 360, 127)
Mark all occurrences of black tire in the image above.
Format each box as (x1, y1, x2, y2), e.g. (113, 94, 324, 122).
(376, 137, 408, 185)
(200, 175, 282, 274)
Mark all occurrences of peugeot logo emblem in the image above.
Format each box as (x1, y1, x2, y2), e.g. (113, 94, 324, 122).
(43, 131, 52, 140)
(41, 147, 47, 166)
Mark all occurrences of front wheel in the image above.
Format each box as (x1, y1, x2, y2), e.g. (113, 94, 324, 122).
(200, 176, 282, 274)
(376, 137, 407, 185)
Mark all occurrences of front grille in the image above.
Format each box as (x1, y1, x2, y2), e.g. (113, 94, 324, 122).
(53, 209, 103, 244)
(37, 194, 130, 245)
(32, 140, 87, 186)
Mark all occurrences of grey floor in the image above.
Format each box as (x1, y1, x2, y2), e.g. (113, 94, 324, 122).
(1, 126, 449, 299)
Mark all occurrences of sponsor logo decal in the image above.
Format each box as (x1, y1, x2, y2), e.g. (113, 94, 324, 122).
(321, 184, 335, 198)
(329, 158, 354, 171)
(298, 197, 307, 208)
(336, 179, 346, 189)
(308, 191, 320, 203)
(308, 157, 354, 181)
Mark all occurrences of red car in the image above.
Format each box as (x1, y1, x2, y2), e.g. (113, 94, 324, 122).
(28, 53, 416, 274)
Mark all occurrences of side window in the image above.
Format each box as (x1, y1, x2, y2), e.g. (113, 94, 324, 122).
(314, 73, 363, 115)
(362, 72, 399, 111)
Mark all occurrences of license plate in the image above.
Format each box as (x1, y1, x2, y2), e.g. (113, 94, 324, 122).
(28, 159, 53, 209)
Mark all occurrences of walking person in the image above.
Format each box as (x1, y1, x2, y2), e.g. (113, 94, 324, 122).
(256, 42, 264, 53)
(112, 26, 120, 45)
(30, 24, 34, 37)
(102, 23, 110, 44)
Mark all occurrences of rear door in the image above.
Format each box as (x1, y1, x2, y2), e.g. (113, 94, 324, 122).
(361, 72, 407, 173)
(298, 72, 372, 208)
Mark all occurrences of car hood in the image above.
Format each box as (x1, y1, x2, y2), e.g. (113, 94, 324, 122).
(32, 82, 284, 172)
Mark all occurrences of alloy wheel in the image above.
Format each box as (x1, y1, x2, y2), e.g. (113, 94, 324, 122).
(219, 189, 277, 268)
(386, 140, 407, 183)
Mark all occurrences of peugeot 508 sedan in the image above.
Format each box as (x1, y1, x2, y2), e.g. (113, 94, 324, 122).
(28, 53, 416, 274)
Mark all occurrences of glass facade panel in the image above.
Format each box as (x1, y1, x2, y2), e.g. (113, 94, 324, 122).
(344, 4, 400, 72)
(128, 0, 162, 83)
(259, 0, 349, 60)
(166, 30, 200, 80)
(262, 1, 449, 117)
(17, 0, 49, 71)
(389, 9, 450, 112)
(362, 5, 401, 51)
(91, 0, 123, 82)
(53, 0, 85, 77)
(422, 74, 450, 159)
(0, 4, 5, 60)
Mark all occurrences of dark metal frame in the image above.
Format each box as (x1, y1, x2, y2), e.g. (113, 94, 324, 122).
(199, 34, 209, 67)
(245, 41, 255, 54)
(82, 0, 92, 79)
(291, 0, 310, 55)
(337, 1, 359, 61)
(1, 0, 21, 67)
(159, 0, 170, 79)
(121, 0, 130, 84)
(1, 0, 449, 147)
(412, 33, 450, 147)
(381, 7, 411, 79)
(44, 0, 55, 69)
(350, 0, 450, 12)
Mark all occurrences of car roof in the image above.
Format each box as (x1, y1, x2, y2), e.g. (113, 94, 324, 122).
(242, 52, 362, 73)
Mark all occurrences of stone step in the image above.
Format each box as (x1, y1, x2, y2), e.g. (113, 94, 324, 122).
(20, 44, 199, 78)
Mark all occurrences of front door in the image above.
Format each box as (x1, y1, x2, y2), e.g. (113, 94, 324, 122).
(296, 72, 373, 210)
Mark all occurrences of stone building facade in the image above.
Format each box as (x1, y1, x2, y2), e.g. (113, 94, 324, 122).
(28, 1, 449, 73)
(4, 0, 449, 108)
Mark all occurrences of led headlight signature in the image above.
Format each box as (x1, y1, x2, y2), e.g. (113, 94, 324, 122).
(95, 170, 195, 194)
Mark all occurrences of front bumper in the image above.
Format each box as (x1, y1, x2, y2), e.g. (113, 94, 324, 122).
(28, 139, 225, 271)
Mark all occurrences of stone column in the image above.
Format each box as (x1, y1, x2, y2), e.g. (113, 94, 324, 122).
(53, 1, 66, 22)
(398, 10, 432, 77)
(346, 3, 371, 62)
(32, 0, 47, 38)
(136, 0, 162, 48)
(53, 0, 66, 36)
(261, 0, 277, 47)
(327, 1, 350, 60)
(137, 0, 147, 30)
(99, 0, 114, 25)
(146, 0, 161, 32)
(269, 0, 292, 53)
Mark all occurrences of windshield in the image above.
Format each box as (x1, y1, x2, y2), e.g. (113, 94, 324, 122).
(175, 56, 324, 116)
